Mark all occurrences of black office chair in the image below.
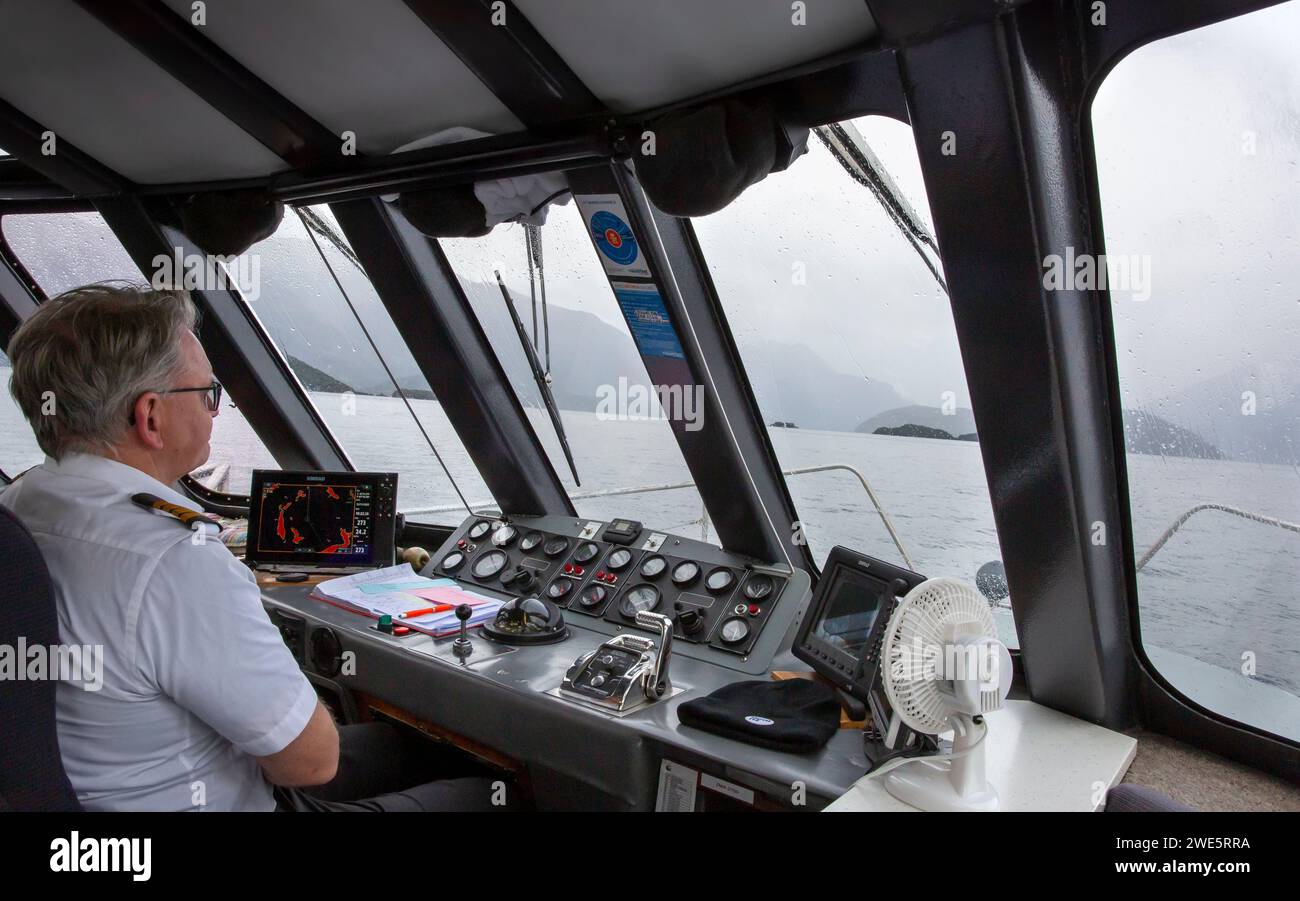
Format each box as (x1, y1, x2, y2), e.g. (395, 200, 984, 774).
(0, 505, 82, 811)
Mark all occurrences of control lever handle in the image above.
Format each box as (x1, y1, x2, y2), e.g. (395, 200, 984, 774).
(634, 610, 673, 700)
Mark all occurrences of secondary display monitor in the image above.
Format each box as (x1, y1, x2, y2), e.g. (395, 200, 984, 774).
(792, 546, 926, 700)
(245, 470, 398, 572)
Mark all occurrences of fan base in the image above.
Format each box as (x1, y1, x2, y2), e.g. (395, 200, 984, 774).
(885, 764, 1000, 812)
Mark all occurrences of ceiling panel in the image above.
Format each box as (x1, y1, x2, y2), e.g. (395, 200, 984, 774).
(0, 0, 289, 183)
(515, 0, 878, 112)
(160, 0, 525, 155)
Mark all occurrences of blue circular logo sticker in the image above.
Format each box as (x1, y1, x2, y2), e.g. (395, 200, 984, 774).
(590, 210, 638, 266)
(744, 715, 775, 726)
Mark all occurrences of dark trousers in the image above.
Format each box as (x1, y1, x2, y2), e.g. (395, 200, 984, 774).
(273, 722, 517, 812)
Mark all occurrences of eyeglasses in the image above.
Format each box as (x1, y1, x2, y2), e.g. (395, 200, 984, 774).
(157, 380, 223, 412)
(127, 380, 223, 425)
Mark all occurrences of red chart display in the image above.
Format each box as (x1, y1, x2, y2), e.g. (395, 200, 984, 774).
(255, 481, 373, 558)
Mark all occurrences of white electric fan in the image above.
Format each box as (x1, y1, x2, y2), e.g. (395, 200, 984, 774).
(877, 577, 1013, 811)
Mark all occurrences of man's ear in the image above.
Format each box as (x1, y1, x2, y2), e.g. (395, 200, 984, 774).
(130, 393, 166, 451)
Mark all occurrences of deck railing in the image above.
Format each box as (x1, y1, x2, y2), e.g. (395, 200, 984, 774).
(401, 462, 916, 570)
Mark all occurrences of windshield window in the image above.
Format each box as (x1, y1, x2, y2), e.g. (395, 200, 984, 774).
(1091, 1, 1300, 740)
(1, 211, 278, 490)
(692, 116, 1011, 640)
(440, 201, 708, 536)
(227, 206, 493, 523)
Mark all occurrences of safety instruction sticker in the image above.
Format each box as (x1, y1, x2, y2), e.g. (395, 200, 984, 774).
(575, 193, 651, 279)
(611, 281, 685, 360)
(655, 760, 698, 812)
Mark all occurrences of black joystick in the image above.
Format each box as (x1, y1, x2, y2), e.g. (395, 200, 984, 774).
(452, 603, 474, 659)
(675, 602, 705, 637)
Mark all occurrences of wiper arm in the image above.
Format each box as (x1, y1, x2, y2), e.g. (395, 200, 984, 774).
(494, 271, 581, 487)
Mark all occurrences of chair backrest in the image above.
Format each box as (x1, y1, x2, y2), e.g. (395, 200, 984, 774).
(0, 504, 82, 811)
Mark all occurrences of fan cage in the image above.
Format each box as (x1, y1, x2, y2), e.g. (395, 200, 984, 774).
(881, 578, 996, 734)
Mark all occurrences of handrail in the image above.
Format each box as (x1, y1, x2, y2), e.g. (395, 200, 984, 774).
(401, 462, 916, 569)
(1137, 502, 1300, 571)
(779, 464, 915, 570)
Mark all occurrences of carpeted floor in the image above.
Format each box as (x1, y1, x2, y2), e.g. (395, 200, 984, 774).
(1122, 730, 1300, 811)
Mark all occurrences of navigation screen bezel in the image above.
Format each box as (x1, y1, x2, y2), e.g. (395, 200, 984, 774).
(245, 469, 397, 571)
(792, 546, 926, 700)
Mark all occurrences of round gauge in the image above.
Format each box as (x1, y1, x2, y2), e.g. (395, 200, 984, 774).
(671, 561, 700, 586)
(471, 549, 508, 580)
(705, 567, 735, 593)
(547, 578, 574, 600)
(543, 536, 568, 558)
(578, 584, 608, 609)
(639, 555, 667, 579)
(574, 542, 600, 564)
(743, 575, 774, 601)
(467, 520, 492, 540)
(719, 617, 750, 645)
(606, 548, 633, 571)
(491, 524, 518, 547)
(440, 551, 465, 573)
(620, 584, 661, 618)
(520, 531, 544, 553)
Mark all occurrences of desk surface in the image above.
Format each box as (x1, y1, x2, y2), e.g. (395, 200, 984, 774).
(825, 700, 1137, 811)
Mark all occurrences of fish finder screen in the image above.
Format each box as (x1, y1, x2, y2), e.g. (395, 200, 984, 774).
(245, 470, 397, 569)
(256, 480, 373, 558)
(812, 566, 884, 659)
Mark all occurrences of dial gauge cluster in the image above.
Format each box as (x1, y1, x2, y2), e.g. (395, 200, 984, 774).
(604, 553, 747, 647)
(445, 519, 574, 594)
(534, 541, 646, 617)
(435, 514, 790, 659)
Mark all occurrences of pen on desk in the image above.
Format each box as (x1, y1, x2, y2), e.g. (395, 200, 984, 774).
(399, 604, 455, 619)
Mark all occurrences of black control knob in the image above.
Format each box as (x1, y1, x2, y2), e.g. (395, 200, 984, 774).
(675, 602, 706, 637)
(502, 566, 537, 594)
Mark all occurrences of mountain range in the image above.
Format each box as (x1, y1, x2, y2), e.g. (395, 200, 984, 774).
(268, 273, 1290, 465)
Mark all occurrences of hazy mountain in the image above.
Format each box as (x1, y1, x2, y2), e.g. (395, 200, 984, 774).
(1146, 364, 1299, 465)
(1122, 409, 1224, 460)
(857, 404, 977, 436)
(268, 267, 1290, 463)
(460, 278, 650, 412)
(739, 341, 906, 432)
(286, 355, 357, 394)
(281, 271, 909, 429)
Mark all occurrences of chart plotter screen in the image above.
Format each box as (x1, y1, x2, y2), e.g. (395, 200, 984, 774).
(245, 470, 397, 570)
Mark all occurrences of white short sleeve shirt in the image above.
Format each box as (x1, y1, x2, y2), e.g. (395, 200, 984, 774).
(0, 453, 318, 811)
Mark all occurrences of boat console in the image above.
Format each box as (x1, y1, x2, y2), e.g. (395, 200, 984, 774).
(254, 512, 898, 811)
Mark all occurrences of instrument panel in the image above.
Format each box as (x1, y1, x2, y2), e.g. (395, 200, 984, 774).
(422, 514, 808, 673)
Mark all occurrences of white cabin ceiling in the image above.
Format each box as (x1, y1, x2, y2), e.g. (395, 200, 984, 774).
(0, 0, 878, 185)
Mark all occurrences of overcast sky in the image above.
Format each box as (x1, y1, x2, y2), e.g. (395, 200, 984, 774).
(1094, 1, 1300, 408)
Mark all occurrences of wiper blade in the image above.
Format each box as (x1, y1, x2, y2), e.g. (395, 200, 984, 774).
(815, 122, 947, 294)
(494, 271, 581, 487)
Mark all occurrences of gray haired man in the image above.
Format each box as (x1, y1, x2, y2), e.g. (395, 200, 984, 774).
(2, 283, 508, 812)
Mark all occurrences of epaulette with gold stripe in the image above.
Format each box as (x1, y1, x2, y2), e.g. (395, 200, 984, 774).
(130, 493, 221, 531)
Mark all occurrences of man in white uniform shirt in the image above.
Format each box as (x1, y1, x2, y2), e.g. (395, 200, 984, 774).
(2, 284, 507, 812)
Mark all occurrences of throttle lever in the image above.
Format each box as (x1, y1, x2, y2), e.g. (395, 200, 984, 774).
(634, 610, 673, 700)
